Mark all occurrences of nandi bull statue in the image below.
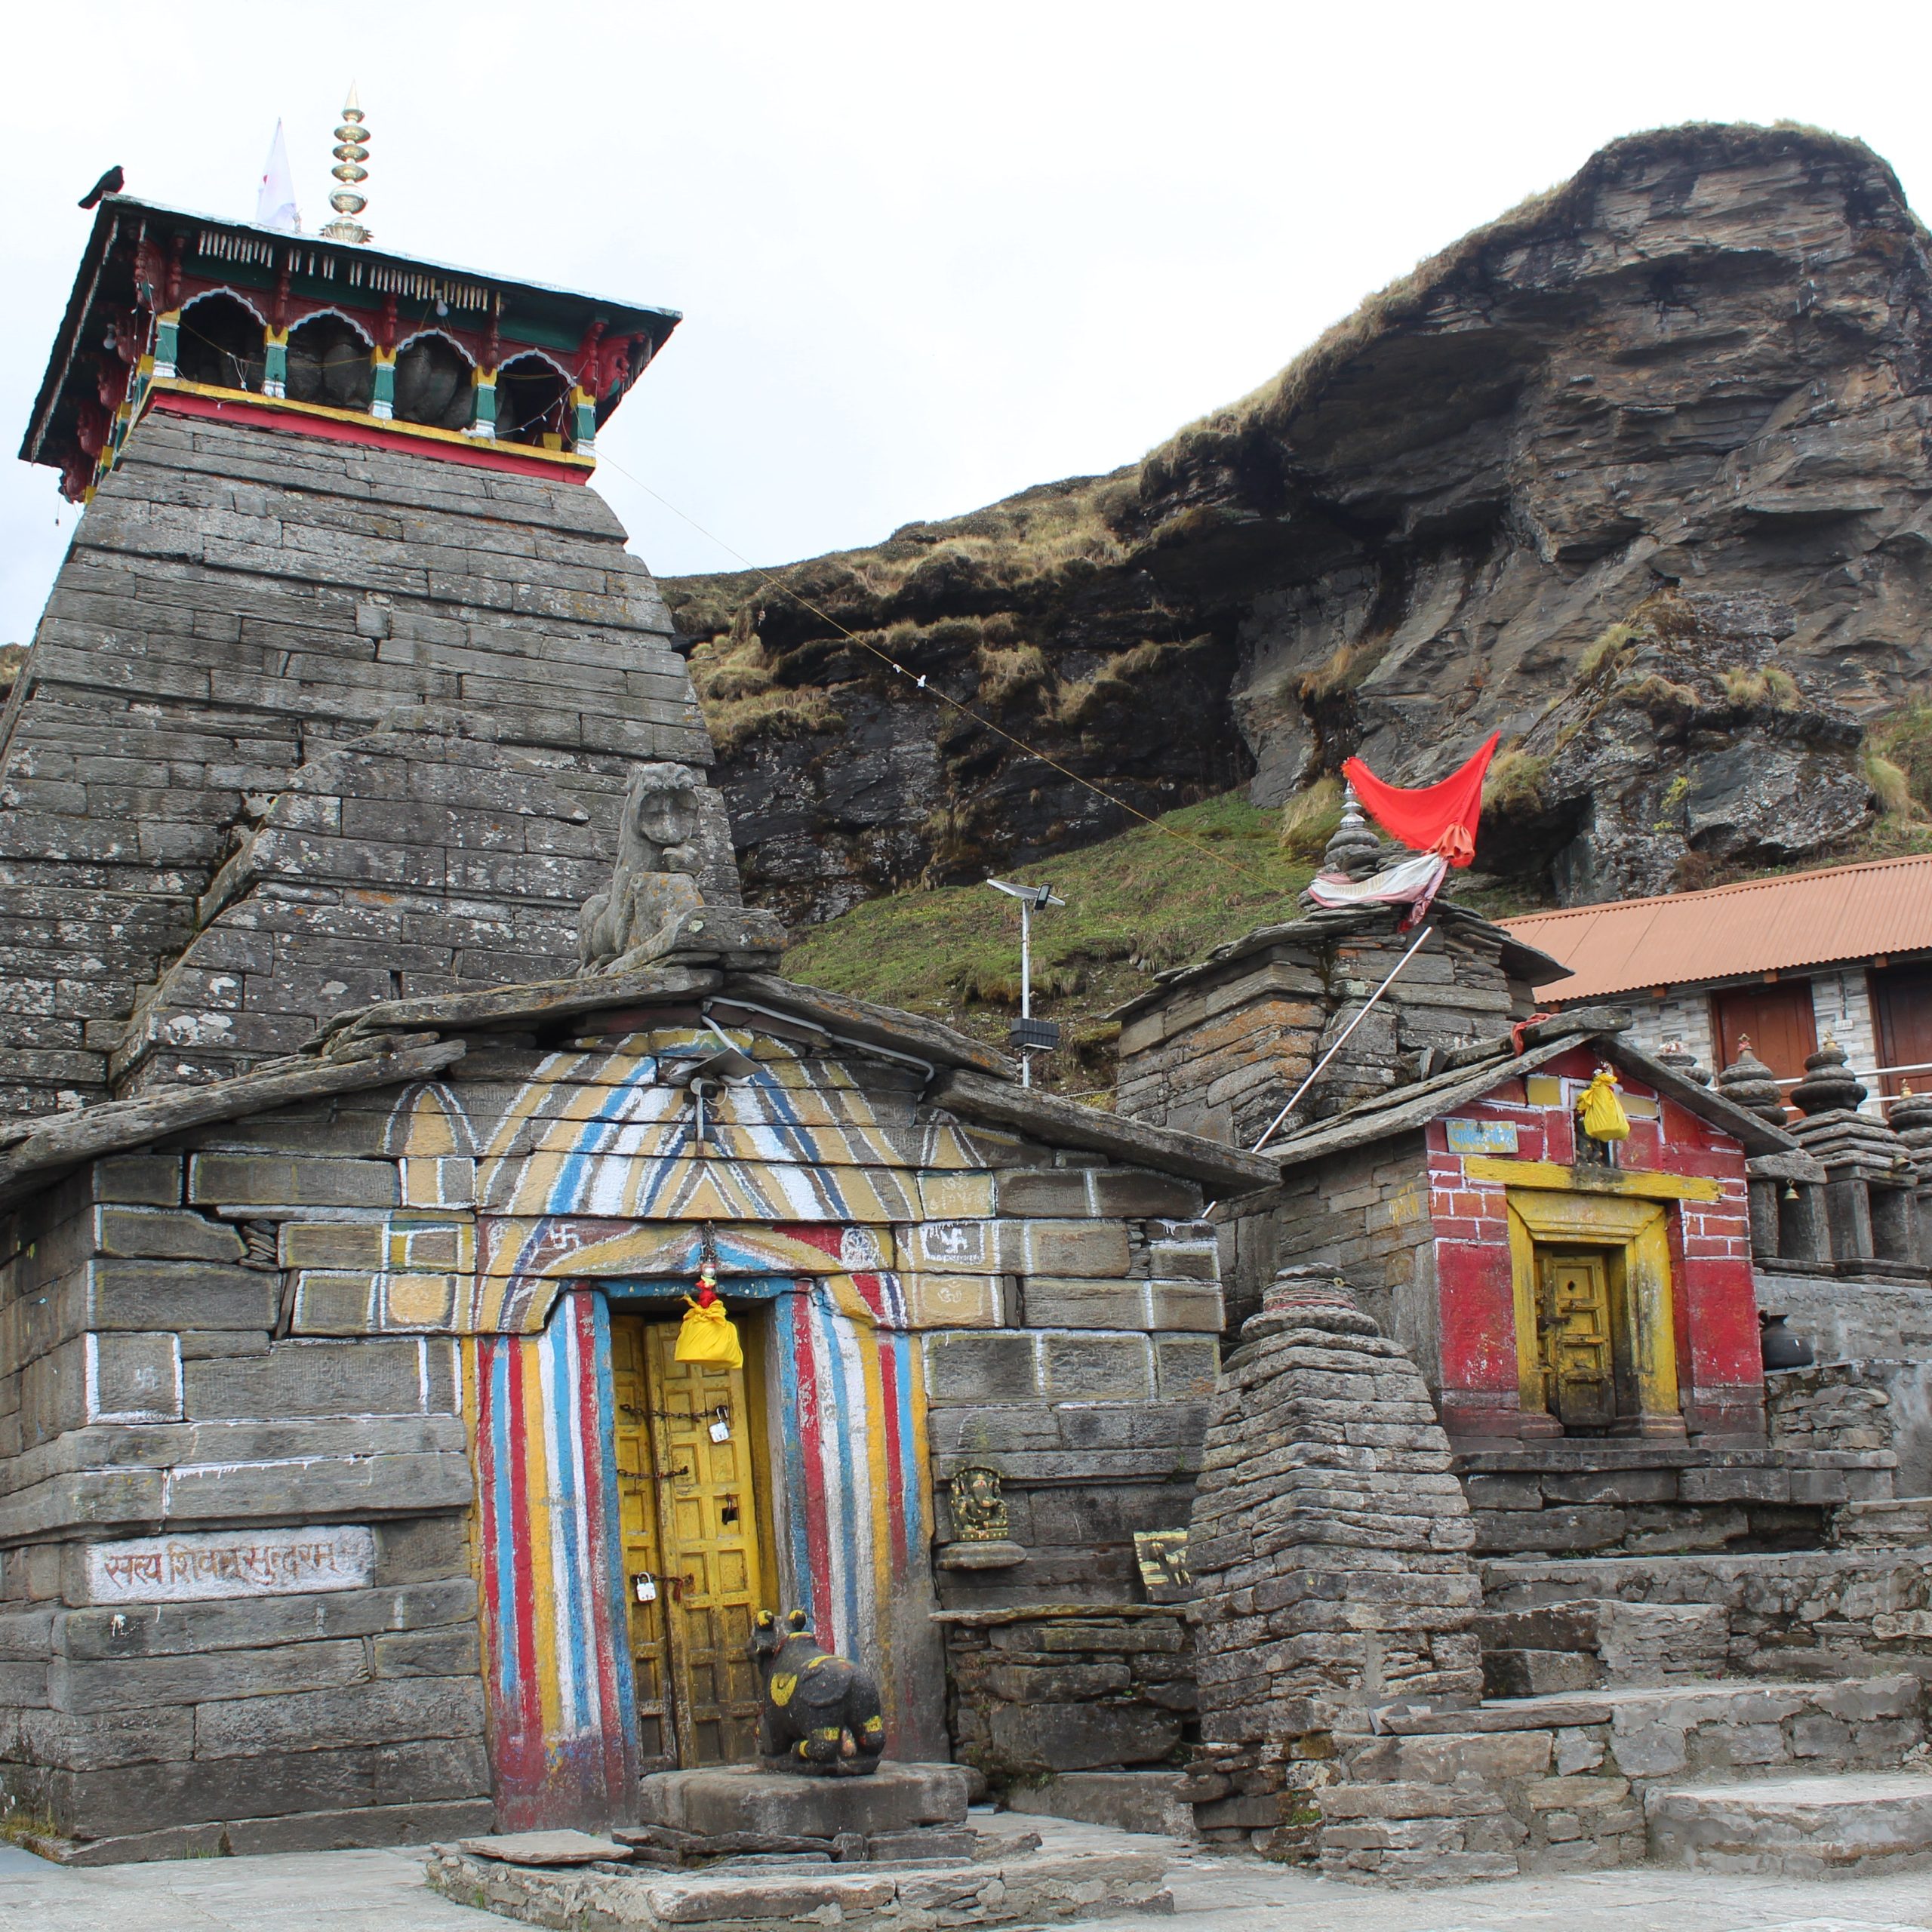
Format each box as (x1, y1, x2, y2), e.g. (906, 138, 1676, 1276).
(749, 1608, 886, 1776)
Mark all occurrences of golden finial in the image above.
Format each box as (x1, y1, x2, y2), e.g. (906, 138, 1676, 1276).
(319, 85, 371, 245)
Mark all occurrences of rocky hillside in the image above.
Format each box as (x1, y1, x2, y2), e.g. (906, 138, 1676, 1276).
(666, 122, 1932, 926)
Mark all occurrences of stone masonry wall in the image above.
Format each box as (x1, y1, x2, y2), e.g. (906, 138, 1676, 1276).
(1263, 1133, 1438, 1383)
(942, 1607, 1193, 1783)
(1117, 909, 1532, 1154)
(922, 1164, 1223, 1608)
(0, 994, 1241, 1853)
(1182, 1270, 1483, 1867)
(0, 411, 733, 1116)
(0, 1152, 485, 1861)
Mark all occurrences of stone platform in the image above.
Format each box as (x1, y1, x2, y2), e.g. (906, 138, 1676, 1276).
(424, 1810, 1173, 1929)
(1457, 1440, 1894, 1558)
(635, 1760, 970, 1841)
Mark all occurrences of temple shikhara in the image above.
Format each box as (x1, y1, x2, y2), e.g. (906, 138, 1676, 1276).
(0, 109, 1927, 1907)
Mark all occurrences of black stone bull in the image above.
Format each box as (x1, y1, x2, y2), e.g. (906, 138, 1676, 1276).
(748, 1608, 885, 1775)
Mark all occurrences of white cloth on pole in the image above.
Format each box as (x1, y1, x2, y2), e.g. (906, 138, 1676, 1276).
(1303, 851, 1450, 926)
(256, 122, 300, 232)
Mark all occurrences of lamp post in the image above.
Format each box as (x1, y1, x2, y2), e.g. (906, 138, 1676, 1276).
(986, 878, 1065, 1088)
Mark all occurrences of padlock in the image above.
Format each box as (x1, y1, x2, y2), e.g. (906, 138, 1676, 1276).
(633, 1574, 658, 1603)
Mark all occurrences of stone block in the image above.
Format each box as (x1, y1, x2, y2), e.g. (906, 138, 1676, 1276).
(1348, 1730, 1553, 1784)
(189, 1154, 398, 1208)
(223, 1798, 497, 1859)
(50, 1638, 372, 1715)
(191, 1675, 486, 1758)
(162, 1444, 469, 1522)
(997, 1169, 1202, 1220)
(292, 1272, 381, 1336)
(922, 1332, 1039, 1402)
(280, 1223, 385, 1269)
(1472, 1506, 1627, 1554)
(916, 1171, 995, 1220)
(86, 1331, 183, 1424)
(1041, 1334, 1152, 1400)
(1679, 1466, 1790, 1504)
(634, 1761, 969, 1837)
(982, 1661, 1131, 1703)
(1155, 1335, 1220, 1400)
(903, 1274, 1002, 1329)
(182, 1339, 427, 1420)
(61, 1580, 475, 1659)
(94, 1207, 245, 1263)
(1024, 1280, 1146, 1328)
(48, 1746, 378, 1838)
(374, 1627, 480, 1678)
(86, 1258, 277, 1333)
(986, 1700, 1182, 1771)
(1020, 1221, 1134, 1278)
(91, 1157, 185, 1207)
(16, 1705, 195, 1771)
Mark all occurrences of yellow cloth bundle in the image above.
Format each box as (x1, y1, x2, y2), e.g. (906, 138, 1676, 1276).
(675, 1294, 743, 1368)
(1577, 1068, 1631, 1143)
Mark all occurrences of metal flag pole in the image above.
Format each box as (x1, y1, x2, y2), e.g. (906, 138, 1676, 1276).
(1251, 924, 1436, 1152)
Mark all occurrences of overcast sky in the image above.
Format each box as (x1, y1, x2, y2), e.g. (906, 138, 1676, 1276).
(6, 2, 1932, 643)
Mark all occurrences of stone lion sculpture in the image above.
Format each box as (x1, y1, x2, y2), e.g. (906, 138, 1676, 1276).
(578, 761, 708, 972)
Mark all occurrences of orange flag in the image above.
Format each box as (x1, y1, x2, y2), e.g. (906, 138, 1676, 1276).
(1341, 732, 1501, 868)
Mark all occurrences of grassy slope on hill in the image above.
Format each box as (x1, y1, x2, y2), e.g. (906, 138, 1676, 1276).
(779, 792, 1315, 1102)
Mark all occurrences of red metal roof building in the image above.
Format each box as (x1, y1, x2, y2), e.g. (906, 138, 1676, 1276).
(1500, 854, 1932, 1110)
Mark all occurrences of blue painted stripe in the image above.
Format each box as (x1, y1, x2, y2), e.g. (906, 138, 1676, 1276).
(774, 1284, 816, 1622)
(549, 1058, 657, 1212)
(814, 1285, 864, 1651)
(488, 1340, 521, 1705)
(891, 1327, 922, 1552)
(586, 1290, 639, 1749)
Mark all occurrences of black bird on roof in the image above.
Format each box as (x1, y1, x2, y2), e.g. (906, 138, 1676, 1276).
(78, 166, 125, 211)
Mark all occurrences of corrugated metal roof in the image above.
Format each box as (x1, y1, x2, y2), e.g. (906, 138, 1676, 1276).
(1497, 854, 1932, 998)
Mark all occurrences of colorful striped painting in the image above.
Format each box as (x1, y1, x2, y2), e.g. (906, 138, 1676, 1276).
(466, 1269, 932, 1825)
(466, 1288, 637, 1831)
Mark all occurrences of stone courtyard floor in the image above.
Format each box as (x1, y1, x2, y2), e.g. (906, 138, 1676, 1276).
(1, 1817, 1929, 1932)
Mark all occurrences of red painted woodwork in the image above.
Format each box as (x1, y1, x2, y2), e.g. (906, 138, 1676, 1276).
(146, 388, 591, 484)
(1874, 964, 1932, 1098)
(1712, 980, 1817, 1097)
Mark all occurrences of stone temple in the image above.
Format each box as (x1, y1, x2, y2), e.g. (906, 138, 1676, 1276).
(0, 180, 1928, 1896)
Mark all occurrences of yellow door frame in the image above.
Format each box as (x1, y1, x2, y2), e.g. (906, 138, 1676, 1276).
(1499, 1189, 1683, 1438)
(610, 1297, 782, 1769)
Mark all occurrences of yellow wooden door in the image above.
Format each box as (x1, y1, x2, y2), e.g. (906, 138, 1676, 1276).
(1537, 1250, 1617, 1432)
(643, 1318, 767, 1767)
(610, 1312, 767, 1770)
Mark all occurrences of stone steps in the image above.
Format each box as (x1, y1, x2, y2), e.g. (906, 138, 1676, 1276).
(1331, 1674, 1926, 1879)
(1004, 1772, 1195, 1841)
(1835, 1497, 1932, 1547)
(1645, 1771, 1932, 1877)
(1477, 1546, 1932, 1682)
(1478, 1596, 1729, 1694)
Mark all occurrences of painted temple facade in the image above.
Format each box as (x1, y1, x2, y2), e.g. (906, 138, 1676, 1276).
(0, 186, 1272, 1857)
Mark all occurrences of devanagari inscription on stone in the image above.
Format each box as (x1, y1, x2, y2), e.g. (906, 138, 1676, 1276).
(85, 1525, 377, 1604)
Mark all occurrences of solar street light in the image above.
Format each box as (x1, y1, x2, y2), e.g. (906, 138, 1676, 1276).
(987, 878, 1066, 1088)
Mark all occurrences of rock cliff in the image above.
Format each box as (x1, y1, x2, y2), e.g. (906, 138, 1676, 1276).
(666, 123, 1932, 922)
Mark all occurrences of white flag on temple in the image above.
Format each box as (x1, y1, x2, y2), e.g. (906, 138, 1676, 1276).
(256, 121, 300, 232)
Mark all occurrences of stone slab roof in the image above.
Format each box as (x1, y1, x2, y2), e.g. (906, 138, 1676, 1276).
(0, 958, 1278, 1210)
(1264, 1008, 1797, 1172)
(1108, 900, 1571, 1026)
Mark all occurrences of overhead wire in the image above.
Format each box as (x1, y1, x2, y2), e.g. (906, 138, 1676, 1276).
(589, 447, 1267, 884)
(152, 320, 1275, 883)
